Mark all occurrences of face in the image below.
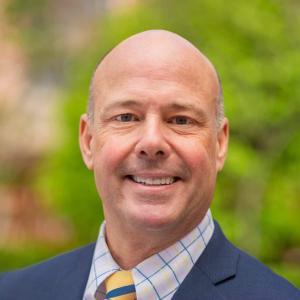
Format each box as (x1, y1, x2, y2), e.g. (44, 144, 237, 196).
(80, 41, 228, 238)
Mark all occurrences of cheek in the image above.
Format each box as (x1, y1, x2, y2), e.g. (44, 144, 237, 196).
(177, 137, 217, 172)
(185, 150, 212, 180)
(92, 138, 121, 203)
(94, 141, 119, 174)
(93, 133, 134, 175)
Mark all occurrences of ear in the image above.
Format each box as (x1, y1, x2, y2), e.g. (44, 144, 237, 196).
(216, 118, 229, 172)
(79, 114, 94, 170)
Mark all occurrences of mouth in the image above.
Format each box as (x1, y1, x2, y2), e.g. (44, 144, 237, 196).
(126, 175, 180, 186)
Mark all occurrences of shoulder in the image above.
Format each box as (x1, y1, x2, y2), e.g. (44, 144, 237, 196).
(234, 248, 299, 299)
(0, 243, 95, 300)
(0, 243, 95, 279)
(197, 221, 300, 299)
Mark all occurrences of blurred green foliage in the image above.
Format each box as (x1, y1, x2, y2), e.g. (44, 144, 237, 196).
(2, 0, 299, 287)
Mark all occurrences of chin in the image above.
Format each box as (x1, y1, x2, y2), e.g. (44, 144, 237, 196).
(130, 211, 178, 232)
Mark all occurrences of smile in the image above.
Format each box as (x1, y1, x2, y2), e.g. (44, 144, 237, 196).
(128, 175, 179, 186)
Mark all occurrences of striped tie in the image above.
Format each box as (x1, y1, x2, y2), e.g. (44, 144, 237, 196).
(105, 270, 136, 300)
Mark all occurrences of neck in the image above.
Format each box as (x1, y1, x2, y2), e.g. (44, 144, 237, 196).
(104, 216, 205, 270)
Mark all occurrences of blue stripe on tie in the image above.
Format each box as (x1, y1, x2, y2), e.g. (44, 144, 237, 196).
(106, 284, 135, 298)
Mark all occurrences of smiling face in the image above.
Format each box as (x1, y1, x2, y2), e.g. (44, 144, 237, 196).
(80, 31, 228, 240)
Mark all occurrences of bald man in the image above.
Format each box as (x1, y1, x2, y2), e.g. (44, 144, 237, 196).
(0, 30, 299, 300)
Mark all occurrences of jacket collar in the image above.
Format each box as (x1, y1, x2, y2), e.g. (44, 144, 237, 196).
(173, 221, 239, 300)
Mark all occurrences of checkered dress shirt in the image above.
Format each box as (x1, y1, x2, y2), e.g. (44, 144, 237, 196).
(83, 209, 214, 300)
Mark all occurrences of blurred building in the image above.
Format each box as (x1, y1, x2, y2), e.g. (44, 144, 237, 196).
(0, 0, 137, 248)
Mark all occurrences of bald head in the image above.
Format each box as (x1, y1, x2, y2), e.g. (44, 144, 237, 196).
(88, 30, 224, 126)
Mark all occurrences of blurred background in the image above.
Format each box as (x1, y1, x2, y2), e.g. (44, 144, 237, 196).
(0, 0, 299, 286)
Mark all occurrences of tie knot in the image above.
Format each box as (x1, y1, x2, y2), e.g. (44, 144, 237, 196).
(105, 270, 136, 300)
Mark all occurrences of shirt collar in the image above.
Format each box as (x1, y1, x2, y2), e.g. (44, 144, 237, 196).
(83, 209, 214, 300)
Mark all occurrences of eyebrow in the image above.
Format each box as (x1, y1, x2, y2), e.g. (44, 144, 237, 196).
(166, 102, 207, 120)
(102, 99, 141, 112)
(102, 99, 207, 121)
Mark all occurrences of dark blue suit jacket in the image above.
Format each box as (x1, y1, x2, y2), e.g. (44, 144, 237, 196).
(0, 222, 299, 299)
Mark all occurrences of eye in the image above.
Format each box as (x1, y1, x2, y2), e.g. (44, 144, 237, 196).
(115, 113, 138, 122)
(168, 116, 192, 125)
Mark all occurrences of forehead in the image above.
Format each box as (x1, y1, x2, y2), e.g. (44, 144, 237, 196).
(92, 35, 219, 112)
(97, 76, 206, 108)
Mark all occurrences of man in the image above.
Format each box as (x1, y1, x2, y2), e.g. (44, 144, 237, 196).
(0, 30, 299, 300)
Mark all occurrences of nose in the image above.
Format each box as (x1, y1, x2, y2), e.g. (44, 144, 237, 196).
(134, 117, 171, 160)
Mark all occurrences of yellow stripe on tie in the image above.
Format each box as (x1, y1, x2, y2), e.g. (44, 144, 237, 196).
(105, 270, 136, 300)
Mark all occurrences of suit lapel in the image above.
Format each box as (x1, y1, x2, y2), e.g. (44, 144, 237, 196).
(172, 264, 226, 300)
(173, 221, 239, 300)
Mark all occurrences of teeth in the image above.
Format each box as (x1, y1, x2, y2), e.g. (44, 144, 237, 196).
(132, 176, 176, 186)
